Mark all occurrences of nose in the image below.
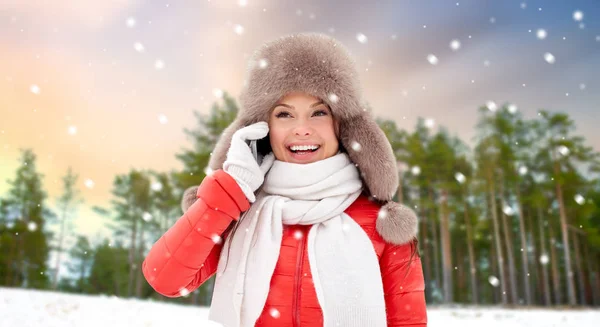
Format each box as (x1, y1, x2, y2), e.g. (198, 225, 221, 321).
(294, 125, 313, 137)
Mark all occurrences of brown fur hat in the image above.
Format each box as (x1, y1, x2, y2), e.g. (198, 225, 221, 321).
(198, 33, 418, 245)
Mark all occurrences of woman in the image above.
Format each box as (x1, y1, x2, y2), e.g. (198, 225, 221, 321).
(143, 33, 427, 327)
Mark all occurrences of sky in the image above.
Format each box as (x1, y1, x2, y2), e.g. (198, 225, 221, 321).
(1, 0, 600, 245)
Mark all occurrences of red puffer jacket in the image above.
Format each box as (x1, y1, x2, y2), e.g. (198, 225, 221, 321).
(143, 170, 427, 326)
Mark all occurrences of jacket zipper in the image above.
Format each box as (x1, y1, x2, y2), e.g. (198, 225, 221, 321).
(293, 226, 305, 327)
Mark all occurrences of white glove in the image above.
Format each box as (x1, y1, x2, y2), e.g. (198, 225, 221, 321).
(223, 122, 275, 203)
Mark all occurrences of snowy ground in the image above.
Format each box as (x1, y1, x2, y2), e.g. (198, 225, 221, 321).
(1, 287, 598, 327)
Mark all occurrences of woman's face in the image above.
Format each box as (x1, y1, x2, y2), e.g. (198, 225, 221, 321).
(268, 91, 339, 164)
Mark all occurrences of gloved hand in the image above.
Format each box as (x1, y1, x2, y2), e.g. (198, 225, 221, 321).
(223, 122, 275, 203)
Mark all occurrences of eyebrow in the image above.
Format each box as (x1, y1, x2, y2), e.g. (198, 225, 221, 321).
(272, 100, 325, 110)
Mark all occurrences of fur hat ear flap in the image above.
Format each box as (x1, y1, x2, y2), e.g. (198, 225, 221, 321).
(376, 201, 419, 245)
(181, 186, 199, 213)
(339, 111, 399, 202)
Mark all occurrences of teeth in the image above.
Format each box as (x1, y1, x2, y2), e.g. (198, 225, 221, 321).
(290, 145, 319, 151)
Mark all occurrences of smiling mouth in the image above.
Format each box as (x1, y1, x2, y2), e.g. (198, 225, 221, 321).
(287, 145, 321, 154)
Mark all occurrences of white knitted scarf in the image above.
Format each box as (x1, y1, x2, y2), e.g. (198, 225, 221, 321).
(208, 153, 387, 327)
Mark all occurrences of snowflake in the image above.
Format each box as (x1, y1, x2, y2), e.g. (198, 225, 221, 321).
(179, 288, 190, 296)
(84, 179, 95, 189)
(27, 221, 37, 232)
(377, 208, 388, 220)
(134, 42, 145, 53)
(508, 104, 518, 114)
(426, 54, 438, 65)
(574, 194, 585, 205)
(411, 166, 421, 176)
(238, 0, 247, 7)
(350, 141, 362, 152)
(126, 17, 136, 28)
(142, 212, 152, 222)
(502, 205, 515, 216)
(211, 234, 223, 244)
(536, 29, 547, 40)
(154, 60, 165, 70)
(449, 39, 461, 51)
(158, 114, 168, 124)
(488, 276, 500, 287)
(233, 24, 244, 35)
(424, 118, 435, 129)
(557, 145, 569, 156)
(486, 101, 497, 112)
(67, 126, 77, 135)
(258, 59, 268, 69)
(539, 254, 549, 265)
(518, 166, 528, 176)
(269, 308, 281, 318)
(573, 10, 583, 22)
(356, 33, 368, 44)
(30, 84, 40, 95)
(328, 93, 339, 104)
(454, 172, 466, 184)
(151, 182, 163, 191)
(213, 88, 224, 98)
(293, 230, 303, 240)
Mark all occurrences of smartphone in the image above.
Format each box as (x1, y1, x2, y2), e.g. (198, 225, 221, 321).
(249, 140, 262, 165)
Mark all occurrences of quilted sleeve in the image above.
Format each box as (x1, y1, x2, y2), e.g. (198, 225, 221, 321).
(380, 239, 428, 326)
(142, 170, 250, 297)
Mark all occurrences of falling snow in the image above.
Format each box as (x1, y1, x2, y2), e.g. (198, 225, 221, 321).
(411, 166, 421, 176)
(536, 29, 547, 40)
(455, 172, 466, 184)
(158, 114, 168, 124)
(234, 24, 244, 35)
(356, 33, 368, 44)
(84, 179, 95, 189)
(557, 145, 570, 156)
(142, 212, 152, 222)
(486, 101, 498, 112)
(544, 52, 555, 64)
(30, 84, 40, 94)
(424, 118, 435, 129)
(350, 141, 362, 152)
(574, 194, 585, 205)
(450, 39, 461, 51)
(488, 276, 500, 287)
(134, 42, 145, 53)
(427, 54, 439, 65)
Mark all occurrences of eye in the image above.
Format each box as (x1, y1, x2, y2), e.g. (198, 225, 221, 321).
(313, 109, 329, 116)
(275, 111, 291, 118)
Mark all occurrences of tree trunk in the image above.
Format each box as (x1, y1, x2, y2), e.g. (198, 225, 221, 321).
(548, 222, 562, 304)
(552, 159, 576, 305)
(439, 189, 453, 303)
(570, 228, 585, 305)
(537, 206, 552, 306)
(487, 168, 507, 305)
(429, 190, 442, 298)
(514, 186, 532, 305)
(418, 197, 433, 302)
(463, 201, 478, 304)
(498, 178, 518, 304)
(127, 203, 138, 298)
(135, 222, 146, 298)
(52, 207, 68, 289)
